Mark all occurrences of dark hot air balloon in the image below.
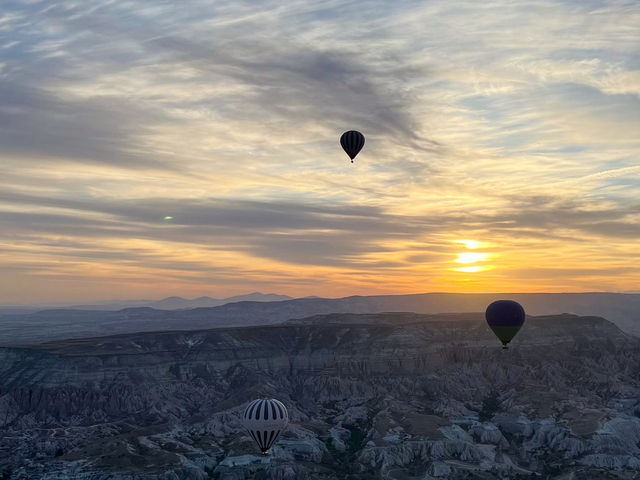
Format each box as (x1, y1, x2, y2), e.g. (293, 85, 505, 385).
(242, 398, 289, 454)
(340, 130, 365, 163)
(485, 300, 525, 349)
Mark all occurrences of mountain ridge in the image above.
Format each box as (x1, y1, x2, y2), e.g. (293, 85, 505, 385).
(0, 292, 293, 313)
(1, 292, 638, 346)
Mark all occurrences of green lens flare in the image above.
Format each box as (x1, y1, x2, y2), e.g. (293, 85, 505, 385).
(164, 216, 173, 221)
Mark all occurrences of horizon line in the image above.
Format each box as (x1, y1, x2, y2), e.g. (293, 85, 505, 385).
(2, 290, 638, 308)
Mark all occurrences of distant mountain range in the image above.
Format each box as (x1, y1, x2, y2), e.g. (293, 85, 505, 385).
(0, 292, 293, 314)
(0, 292, 638, 346)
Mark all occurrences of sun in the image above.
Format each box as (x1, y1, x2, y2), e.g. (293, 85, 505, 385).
(451, 240, 493, 273)
(456, 253, 489, 264)
(455, 266, 485, 273)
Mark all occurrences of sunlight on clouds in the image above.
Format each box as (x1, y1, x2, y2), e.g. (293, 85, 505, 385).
(0, 0, 639, 301)
(455, 240, 485, 250)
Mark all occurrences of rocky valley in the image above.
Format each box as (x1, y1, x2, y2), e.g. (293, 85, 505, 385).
(1, 312, 639, 479)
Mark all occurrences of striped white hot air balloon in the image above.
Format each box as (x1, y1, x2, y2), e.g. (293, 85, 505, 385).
(242, 398, 289, 454)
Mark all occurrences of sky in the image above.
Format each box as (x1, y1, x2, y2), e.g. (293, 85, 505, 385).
(1, 0, 639, 304)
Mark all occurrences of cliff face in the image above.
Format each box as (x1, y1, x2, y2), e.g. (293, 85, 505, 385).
(1, 313, 639, 479)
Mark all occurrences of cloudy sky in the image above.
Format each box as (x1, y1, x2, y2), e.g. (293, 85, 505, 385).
(1, 0, 639, 303)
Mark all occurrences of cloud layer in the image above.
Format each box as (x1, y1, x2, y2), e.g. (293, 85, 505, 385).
(1, 0, 639, 302)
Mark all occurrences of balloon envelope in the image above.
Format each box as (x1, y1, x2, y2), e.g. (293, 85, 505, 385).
(242, 398, 289, 453)
(485, 300, 525, 347)
(340, 130, 365, 162)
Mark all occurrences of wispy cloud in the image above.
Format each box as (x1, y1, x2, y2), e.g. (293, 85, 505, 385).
(1, 0, 639, 302)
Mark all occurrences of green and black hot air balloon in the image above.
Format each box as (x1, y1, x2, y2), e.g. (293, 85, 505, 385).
(485, 300, 525, 349)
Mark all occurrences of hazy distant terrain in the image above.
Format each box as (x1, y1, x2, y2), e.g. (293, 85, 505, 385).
(1, 312, 639, 479)
(0, 292, 292, 315)
(0, 292, 638, 346)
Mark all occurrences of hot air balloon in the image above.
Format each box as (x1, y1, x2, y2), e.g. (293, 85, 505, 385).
(242, 398, 289, 454)
(340, 130, 365, 163)
(485, 300, 525, 349)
